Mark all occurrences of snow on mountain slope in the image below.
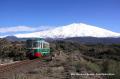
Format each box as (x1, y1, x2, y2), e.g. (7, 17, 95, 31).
(15, 23, 120, 38)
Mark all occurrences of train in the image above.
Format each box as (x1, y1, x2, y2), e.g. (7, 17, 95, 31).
(26, 38, 50, 59)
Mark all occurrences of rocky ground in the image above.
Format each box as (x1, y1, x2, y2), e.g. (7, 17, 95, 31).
(0, 51, 106, 79)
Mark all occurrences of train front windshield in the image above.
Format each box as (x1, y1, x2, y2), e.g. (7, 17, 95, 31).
(26, 40, 33, 48)
(27, 40, 49, 49)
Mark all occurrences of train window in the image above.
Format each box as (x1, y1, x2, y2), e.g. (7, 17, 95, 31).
(43, 43, 45, 48)
(43, 42, 49, 48)
(33, 42, 38, 48)
(33, 41, 43, 48)
(26, 40, 33, 48)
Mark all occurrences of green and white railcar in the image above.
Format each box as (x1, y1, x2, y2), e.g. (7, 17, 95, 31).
(26, 38, 50, 58)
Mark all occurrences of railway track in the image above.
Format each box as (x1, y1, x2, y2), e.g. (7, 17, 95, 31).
(0, 59, 48, 78)
(0, 59, 33, 73)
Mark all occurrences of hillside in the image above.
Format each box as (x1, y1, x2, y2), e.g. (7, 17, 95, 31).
(0, 39, 120, 79)
(3, 36, 120, 44)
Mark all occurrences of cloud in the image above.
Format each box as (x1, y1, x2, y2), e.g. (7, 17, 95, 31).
(0, 35, 7, 38)
(0, 25, 56, 38)
(0, 26, 37, 33)
(0, 25, 55, 33)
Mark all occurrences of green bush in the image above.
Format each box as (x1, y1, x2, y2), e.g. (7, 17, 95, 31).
(85, 61, 101, 73)
(106, 60, 120, 79)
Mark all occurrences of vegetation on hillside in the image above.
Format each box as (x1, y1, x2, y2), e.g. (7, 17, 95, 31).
(0, 39, 120, 79)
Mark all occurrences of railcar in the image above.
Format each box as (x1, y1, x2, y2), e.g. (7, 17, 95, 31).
(26, 38, 50, 59)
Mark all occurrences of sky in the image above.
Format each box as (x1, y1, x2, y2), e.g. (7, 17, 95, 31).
(0, 0, 120, 37)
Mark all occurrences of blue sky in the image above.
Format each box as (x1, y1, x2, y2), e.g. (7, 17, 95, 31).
(0, 0, 120, 36)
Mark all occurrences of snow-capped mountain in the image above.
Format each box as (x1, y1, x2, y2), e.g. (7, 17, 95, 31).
(15, 23, 120, 38)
